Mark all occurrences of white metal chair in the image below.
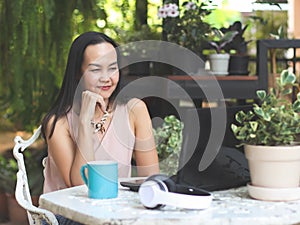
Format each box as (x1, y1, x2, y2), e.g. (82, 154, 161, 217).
(13, 125, 59, 225)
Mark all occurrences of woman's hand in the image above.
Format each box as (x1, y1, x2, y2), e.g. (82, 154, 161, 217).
(70, 90, 108, 185)
(80, 90, 107, 124)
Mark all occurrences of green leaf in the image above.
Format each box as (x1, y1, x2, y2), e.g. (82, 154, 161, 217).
(256, 90, 266, 100)
(282, 88, 292, 96)
(235, 111, 245, 123)
(249, 121, 258, 132)
(293, 100, 300, 112)
(253, 106, 264, 117)
(231, 124, 238, 133)
(280, 69, 296, 85)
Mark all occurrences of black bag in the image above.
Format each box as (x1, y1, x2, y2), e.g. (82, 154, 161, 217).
(174, 105, 252, 191)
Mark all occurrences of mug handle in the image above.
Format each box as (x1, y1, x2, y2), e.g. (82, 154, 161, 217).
(80, 164, 88, 185)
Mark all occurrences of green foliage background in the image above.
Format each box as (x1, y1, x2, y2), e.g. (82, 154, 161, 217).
(0, 0, 151, 131)
(0, 0, 102, 131)
(0, 0, 289, 132)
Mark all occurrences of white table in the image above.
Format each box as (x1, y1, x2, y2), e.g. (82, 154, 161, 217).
(39, 183, 300, 225)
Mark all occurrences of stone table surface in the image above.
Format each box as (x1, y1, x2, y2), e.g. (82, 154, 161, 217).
(39, 184, 300, 225)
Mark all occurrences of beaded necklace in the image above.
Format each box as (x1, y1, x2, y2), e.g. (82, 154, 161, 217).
(91, 106, 110, 134)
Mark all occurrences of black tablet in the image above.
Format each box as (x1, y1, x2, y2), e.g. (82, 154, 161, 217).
(120, 178, 146, 192)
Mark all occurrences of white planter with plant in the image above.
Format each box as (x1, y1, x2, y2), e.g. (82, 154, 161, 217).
(153, 115, 184, 176)
(207, 29, 238, 75)
(208, 53, 230, 75)
(231, 69, 300, 201)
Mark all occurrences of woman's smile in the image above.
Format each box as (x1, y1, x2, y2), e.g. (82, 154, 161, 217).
(100, 85, 111, 91)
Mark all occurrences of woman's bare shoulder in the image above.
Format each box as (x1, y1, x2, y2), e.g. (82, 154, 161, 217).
(44, 115, 69, 139)
(127, 98, 148, 113)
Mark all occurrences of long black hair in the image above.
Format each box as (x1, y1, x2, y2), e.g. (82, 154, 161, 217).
(41, 31, 121, 139)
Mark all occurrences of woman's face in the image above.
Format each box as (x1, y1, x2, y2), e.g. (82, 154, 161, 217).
(81, 42, 119, 100)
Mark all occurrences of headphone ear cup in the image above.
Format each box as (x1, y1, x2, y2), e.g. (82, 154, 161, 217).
(139, 174, 177, 209)
(146, 174, 177, 192)
(140, 174, 212, 210)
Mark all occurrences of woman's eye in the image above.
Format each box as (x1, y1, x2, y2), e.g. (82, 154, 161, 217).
(109, 67, 117, 72)
(90, 68, 100, 73)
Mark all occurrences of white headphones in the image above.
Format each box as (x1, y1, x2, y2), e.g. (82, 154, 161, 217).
(138, 174, 213, 209)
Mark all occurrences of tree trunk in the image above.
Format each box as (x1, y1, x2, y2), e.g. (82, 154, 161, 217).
(134, 0, 148, 30)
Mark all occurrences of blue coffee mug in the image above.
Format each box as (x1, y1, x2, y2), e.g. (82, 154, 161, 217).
(80, 161, 118, 199)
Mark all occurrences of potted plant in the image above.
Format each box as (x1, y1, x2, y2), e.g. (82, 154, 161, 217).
(153, 115, 184, 176)
(207, 28, 238, 75)
(221, 21, 252, 75)
(231, 69, 300, 201)
(157, 1, 214, 58)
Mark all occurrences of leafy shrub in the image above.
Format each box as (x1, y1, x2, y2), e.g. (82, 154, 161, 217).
(153, 115, 184, 175)
(232, 69, 300, 146)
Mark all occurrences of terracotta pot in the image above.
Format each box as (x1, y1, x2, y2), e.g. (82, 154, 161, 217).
(6, 193, 29, 225)
(0, 191, 8, 222)
(245, 145, 300, 188)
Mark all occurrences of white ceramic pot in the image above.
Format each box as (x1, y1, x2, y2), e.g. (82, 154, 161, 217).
(208, 53, 230, 75)
(245, 144, 300, 188)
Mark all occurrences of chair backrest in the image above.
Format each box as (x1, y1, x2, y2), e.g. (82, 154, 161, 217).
(13, 125, 58, 225)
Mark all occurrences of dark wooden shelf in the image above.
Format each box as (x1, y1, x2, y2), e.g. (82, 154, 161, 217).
(121, 39, 300, 102)
(167, 75, 258, 81)
(165, 75, 261, 100)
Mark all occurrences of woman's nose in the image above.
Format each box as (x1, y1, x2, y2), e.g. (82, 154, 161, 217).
(99, 73, 110, 81)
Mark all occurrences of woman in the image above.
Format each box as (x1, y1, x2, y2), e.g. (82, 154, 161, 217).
(42, 31, 159, 194)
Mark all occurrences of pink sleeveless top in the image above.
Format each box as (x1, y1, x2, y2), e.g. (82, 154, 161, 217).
(43, 103, 135, 193)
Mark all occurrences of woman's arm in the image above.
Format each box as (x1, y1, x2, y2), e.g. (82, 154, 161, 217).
(45, 91, 106, 187)
(45, 115, 96, 187)
(45, 116, 85, 187)
(128, 98, 160, 176)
